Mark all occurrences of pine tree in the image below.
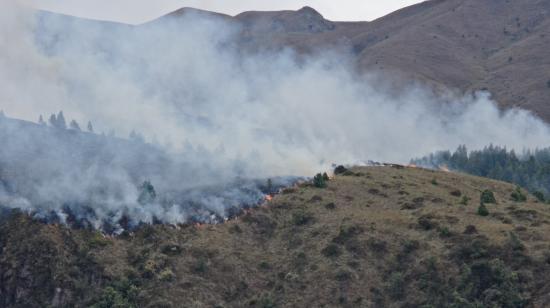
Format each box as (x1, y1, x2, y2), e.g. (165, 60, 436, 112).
(69, 120, 81, 131)
(56, 111, 67, 129)
(38, 115, 46, 125)
(49, 114, 57, 127)
(87, 121, 94, 133)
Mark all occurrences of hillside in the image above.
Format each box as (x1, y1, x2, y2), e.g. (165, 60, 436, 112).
(153, 0, 550, 121)
(2, 166, 550, 307)
(35, 1, 550, 120)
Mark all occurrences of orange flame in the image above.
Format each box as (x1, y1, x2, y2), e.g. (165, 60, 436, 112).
(439, 165, 450, 172)
(265, 195, 273, 202)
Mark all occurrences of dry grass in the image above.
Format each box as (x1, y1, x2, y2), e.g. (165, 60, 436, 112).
(2, 166, 550, 307)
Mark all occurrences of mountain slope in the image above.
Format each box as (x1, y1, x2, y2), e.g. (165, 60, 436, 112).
(153, 0, 550, 120)
(2, 166, 550, 307)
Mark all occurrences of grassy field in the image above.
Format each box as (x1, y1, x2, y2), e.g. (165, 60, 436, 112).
(1, 166, 550, 307)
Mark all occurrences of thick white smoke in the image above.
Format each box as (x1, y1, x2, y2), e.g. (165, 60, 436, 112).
(1, 3, 550, 229)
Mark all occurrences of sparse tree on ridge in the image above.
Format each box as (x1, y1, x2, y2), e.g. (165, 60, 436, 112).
(87, 121, 94, 133)
(0, 110, 5, 118)
(70, 120, 81, 131)
(56, 111, 67, 129)
(49, 114, 57, 127)
(38, 115, 46, 125)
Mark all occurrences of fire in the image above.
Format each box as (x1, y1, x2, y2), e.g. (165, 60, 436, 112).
(407, 164, 418, 168)
(439, 165, 450, 172)
(264, 194, 273, 202)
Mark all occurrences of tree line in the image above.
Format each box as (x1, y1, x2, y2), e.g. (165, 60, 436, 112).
(412, 145, 550, 200)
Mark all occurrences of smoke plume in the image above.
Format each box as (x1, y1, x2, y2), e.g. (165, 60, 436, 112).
(1, 3, 550, 230)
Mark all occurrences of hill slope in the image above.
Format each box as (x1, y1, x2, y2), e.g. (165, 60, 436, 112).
(154, 0, 550, 121)
(2, 166, 550, 307)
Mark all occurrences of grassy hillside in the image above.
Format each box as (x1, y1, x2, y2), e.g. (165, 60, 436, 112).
(2, 166, 550, 307)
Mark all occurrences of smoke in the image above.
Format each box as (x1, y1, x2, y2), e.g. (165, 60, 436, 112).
(1, 3, 550, 230)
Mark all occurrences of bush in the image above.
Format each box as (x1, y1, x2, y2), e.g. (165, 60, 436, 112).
(313, 173, 327, 188)
(321, 243, 342, 258)
(533, 191, 545, 202)
(334, 165, 348, 175)
(431, 178, 439, 185)
(450, 190, 462, 197)
(292, 210, 314, 226)
(510, 187, 527, 202)
(478, 203, 489, 216)
(158, 269, 175, 282)
(460, 196, 471, 205)
(438, 226, 452, 238)
(386, 272, 406, 300)
(481, 190, 496, 204)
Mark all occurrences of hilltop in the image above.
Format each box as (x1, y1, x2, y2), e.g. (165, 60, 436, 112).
(2, 166, 550, 307)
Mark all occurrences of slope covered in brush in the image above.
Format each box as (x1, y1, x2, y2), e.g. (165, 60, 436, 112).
(1, 166, 550, 307)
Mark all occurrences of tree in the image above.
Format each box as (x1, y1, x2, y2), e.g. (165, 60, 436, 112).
(478, 203, 489, 216)
(138, 181, 157, 204)
(49, 113, 57, 127)
(69, 120, 81, 131)
(38, 115, 46, 125)
(87, 121, 94, 133)
(0, 110, 5, 118)
(313, 173, 327, 188)
(56, 111, 67, 129)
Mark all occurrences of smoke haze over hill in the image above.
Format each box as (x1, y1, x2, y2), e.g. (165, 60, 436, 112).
(1, 3, 550, 228)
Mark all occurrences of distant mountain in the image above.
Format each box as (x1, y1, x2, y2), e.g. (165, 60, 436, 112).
(34, 1, 550, 119)
(151, 0, 550, 121)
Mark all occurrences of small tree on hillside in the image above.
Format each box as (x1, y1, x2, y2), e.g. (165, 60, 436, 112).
(138, 181, 157, 205)
(313, 173, 327, 188)
(49, 113, 57, 127)
(56, 111, 67, 129)
(38, 115, 46, 125)
(87, 121, 94, 133)
(70, 120, 81, 131)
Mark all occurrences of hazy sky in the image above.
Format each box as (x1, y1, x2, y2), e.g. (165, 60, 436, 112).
(21, 0, 424, 24)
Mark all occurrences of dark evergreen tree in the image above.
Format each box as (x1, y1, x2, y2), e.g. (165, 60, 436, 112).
(138, 181, 157, 205)
(69, 120, 81, 131)
(87, 121, 94, 133)
(56, 111, 67, 129)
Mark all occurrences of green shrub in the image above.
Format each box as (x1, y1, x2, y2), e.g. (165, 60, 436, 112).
(431, 178, 439, 185)
(91, 280, 139, 308)
(158, 268, 175, 282)
(438, 226, 452, 238)
(533, 191, 545, 202)
(88, 232, 110, 248)
(481, 190, 496, 204)
(478, 203, 489, 216)
(334, 165, 348, 175)
(386, 272, 406, 300)
(313, 173, 327, 188)
(460, 196, 471, 205)
(321, 243, 342, 258)
(292, 210, 314, 226)
(510, 187, 527, 202)
(192, 259, 208, 274)
(450, 190, 462, 197)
